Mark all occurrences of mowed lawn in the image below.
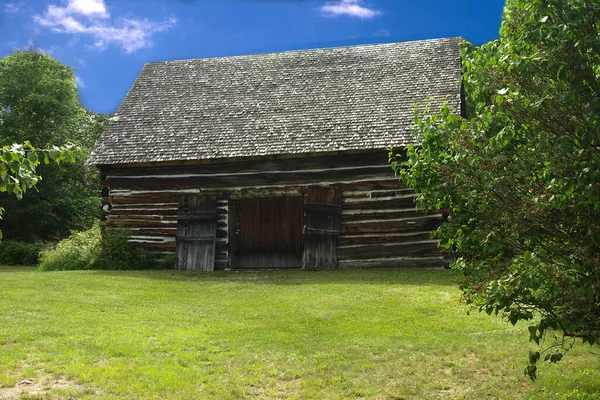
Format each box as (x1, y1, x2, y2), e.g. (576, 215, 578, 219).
(0, 267, 598, 399)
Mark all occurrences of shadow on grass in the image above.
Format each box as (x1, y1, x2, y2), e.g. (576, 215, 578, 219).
(0, 265, 38, 272)
(88, 267, 459, 286)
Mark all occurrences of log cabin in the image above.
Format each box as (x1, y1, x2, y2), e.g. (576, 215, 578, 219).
(89, 37, 462, 271)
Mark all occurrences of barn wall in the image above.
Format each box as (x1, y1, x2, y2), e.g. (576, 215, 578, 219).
(100, 150, 447, 270)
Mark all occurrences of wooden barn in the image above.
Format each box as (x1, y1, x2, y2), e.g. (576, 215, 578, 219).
(89, 37, 462, 271)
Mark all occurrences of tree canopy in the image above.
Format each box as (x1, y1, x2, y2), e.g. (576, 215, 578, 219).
(391, 0, 600, 379)
(0, 52, 81, 148)
(0, 51, 108, 241)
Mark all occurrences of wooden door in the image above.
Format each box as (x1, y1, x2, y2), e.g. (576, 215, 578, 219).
(303, 186, 342, 269)
(176, 194, 217, 271)
(229, 196, 303, 269)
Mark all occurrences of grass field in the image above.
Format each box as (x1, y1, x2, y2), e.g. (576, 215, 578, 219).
(0, 267, 598, 399)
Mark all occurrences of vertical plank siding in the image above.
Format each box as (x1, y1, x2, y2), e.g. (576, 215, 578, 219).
(176, 194, 217, 271)
(303, 186, 342, 269)
(101, 151, 447, 269)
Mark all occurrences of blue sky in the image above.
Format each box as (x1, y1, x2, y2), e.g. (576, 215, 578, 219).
(0, 0, 505, 114)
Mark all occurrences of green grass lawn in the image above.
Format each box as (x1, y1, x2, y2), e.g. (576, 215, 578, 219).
(0, 267, 598, 399)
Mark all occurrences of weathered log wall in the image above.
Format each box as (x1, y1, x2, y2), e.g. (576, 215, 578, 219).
(100, 150, 447, 270)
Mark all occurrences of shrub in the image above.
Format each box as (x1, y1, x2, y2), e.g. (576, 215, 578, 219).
(0, 240, 43, 265)
(93, 226, 161, 270)
(39, 224, 101, 271)
(39, 222, 173, 271)
(157, 254, 176, 270)
(92, 225, 134, 270)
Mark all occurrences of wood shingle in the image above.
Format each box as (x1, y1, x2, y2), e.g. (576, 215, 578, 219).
(90, 37, 461, 165)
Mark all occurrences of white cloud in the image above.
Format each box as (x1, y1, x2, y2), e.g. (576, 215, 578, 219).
(320, 0, 381, 19)
(68, 0, 108, 18)
(375, 28, 391, 37)
(2, 2, 22, 14)
(34, 0, 176, 53)
(75, 75, 85, 88)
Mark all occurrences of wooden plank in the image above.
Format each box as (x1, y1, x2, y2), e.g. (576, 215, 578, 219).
(229, 187, 302, 199)
(229, 253, 302, 269)
(343, 189, 413, 199)
(107, 220, 177, 228)
(214, 260, 228, 271)
(304, 203, 343, 213)
(112, 208, 178, 216)
(338, 232, 432, 246)
(130, 228, 177, 236)
(338, 257, 448, 269)
(341, 216, 443, 234)
(103, 151, 391, 177)
(342, 197, 416, 211)
(229, 196, 303, 269)
(338, 241, 442, 261)
(339, 180, 402, 191)
(111, 192, 180, 205)
(110, 214, 176, 221)
(134, 242, 177, 252)
(305, 228, 340, 235)
(114, 202, 178, 209)
(176, 194, 217, 271)
(341, 209, 425, 222)
(105, 166, 392, 191)
(176, 235, 215, 242)
(215, 229, 227, 239)
(303, 186, 341, 269)
(177, 213, 218, 221)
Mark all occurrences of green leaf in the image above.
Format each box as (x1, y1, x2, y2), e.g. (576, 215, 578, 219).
(528, 326, 540, 344)
(26, 151, 39, 165)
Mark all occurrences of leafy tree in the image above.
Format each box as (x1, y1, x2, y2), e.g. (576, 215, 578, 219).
(0, 52, 81, 147)
(390, 0, 600, 379)
(0, 52, 108, 241)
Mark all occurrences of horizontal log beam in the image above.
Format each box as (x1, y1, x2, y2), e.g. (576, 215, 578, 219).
(176, 235, 215, 242)
(107, 220, 177, 228)
(129, 228, 177, 236)
(339, 180, 402, 191)
(343, 189, 413, 199)
(112, 208, 178, 216)
(341, 216, 442, 234)
(111, 214, 176, 221)
(342, 197, 416, 211)
(110, 192, 180, 205)
(102, 151, 392, 177)
(338, 257, 448, 269)
(338, 231, 432, 246)
(338, 241, 441, 261)
(341, 209, 425, 221)
(105, 166, 392, 191)
(132, 242, 177, 252)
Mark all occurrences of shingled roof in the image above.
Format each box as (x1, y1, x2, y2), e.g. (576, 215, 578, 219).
(89, 37, 462, 165)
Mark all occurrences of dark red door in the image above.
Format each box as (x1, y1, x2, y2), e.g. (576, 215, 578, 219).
(228, 196, 303, 269)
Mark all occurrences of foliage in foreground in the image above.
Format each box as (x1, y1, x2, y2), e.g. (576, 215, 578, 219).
(0, 142, 79, 239)
(390, 0, 600, 379)
(39, 223, 174, 271)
